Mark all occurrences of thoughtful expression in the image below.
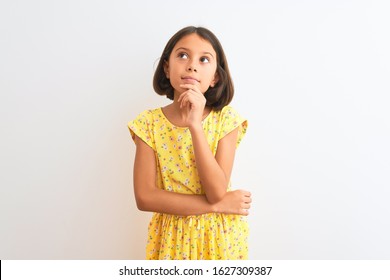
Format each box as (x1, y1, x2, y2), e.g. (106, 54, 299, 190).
(165, 33, 219, 95)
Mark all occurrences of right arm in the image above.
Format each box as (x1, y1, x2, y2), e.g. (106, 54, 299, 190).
(133, 135, 251, 216)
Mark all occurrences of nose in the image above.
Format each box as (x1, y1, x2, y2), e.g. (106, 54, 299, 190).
(187, 66, 197, 72)
(187, 61, 197, 72)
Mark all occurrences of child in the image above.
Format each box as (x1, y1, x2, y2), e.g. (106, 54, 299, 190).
(128, 26, 251, 260)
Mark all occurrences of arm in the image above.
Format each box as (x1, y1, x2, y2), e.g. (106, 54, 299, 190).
(133, 135, 251, 216)
(178, 84, 244, 204)
(189, 124, 238, 204)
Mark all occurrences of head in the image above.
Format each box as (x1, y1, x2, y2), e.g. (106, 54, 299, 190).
(153, 26, 234, 111)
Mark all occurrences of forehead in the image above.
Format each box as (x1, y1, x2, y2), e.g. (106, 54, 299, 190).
(173, 33, 216, 56)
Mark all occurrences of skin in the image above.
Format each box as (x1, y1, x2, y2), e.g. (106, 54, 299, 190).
(133, 33, 251, 216)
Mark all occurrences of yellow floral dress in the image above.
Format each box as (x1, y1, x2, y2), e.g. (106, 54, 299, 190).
(128, 105, 249, 260)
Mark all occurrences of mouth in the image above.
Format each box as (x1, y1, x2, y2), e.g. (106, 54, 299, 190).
(181, 76, 200, 83)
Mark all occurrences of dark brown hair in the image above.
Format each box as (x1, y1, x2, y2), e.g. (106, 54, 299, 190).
(153, 26, 234, 111)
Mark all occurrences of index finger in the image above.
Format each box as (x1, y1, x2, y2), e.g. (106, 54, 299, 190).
(180, 84, 201, 93)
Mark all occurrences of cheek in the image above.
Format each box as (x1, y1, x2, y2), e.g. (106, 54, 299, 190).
(206, 68, 218, 83)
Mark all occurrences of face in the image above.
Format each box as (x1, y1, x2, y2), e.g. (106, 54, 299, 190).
(164, 33, 219, 96)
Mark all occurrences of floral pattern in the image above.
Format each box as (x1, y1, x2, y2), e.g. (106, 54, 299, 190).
(128, 106, 248, 260)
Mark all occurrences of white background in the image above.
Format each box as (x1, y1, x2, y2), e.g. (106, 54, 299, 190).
(1, 0, 389, 259)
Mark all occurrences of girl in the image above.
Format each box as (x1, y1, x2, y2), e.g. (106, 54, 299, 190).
(128, 26, 251, 260)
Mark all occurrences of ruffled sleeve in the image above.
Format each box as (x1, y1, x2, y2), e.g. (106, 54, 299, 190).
(218, 106, 248, 148)
(127, 110, 156, 151)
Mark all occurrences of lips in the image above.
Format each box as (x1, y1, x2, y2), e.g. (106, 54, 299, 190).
(181, 76, 200, 83)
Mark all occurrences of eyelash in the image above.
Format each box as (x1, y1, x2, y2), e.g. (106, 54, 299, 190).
(200, 57, 210, 63)
(178, 52, 210, 63)
(177, 52, 186, 58)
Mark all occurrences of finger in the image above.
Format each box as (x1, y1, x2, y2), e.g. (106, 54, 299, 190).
(178, 91, 188, 103)
(180, 95, 188, 108)
(181, 92, 197, 107)
(237, 189, 251, 195)
(180, 84, 201, 94)
(241, 201, 250, 208)
(181, 95, 193, 109)
(178, 91, 191, 104)
(238, 191, 251, 199)
(244, 191, 251, 197)
(180, 88, 197, 98)
(240, 208, 249, 216)
(183, 90, 207, 107)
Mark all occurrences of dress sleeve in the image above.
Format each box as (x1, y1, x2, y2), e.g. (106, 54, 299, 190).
(219, 106, 248, 148)
(127, 110, 156, 150)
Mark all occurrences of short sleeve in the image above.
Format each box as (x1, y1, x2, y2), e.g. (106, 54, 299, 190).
(127, 110, 156, 150)
(219, 106, 248, 148)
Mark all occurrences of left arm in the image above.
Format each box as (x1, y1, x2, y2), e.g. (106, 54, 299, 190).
(190, 124, 239, 204)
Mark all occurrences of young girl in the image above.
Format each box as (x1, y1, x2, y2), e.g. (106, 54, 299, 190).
(128, 26, 251, 260)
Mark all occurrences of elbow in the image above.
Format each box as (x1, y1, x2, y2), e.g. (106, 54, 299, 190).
(203, 177, 229, 204)
(207, 196, 224, 204)
(134, 192, 152, 212)
(206, 189, 228, 204)
(135, 198, 148, 211)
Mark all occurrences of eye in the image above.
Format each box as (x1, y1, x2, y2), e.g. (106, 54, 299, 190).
(200, 57, 210, 63)
(178, 52, 189, 59)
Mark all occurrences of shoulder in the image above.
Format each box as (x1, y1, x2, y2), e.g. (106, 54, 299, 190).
(127, 108, 162, 147)
(221, 105, 240, 115)
(218, 105, 247, 130)
(217, 106, 248, 146)
(208, 105, 247, 131)
(128, 107, 161, 126)
(213, 105, 243, 121)
(136, 107, 161, 119)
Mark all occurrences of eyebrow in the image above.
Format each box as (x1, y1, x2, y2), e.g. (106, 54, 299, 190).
(175, 47, 214, 58)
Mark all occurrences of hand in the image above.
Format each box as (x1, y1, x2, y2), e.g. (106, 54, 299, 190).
(177, 84, 206, 127)
(212, 190, 252, 216)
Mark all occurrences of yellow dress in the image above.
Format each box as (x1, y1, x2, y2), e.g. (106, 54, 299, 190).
(128, 105, 249, 260)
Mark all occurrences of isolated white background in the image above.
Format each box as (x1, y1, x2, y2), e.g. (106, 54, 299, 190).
(1, 0, 389, 259)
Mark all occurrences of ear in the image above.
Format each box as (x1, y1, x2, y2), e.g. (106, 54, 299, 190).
(163, 60, 169, 79)
(210, 71, 219, 87)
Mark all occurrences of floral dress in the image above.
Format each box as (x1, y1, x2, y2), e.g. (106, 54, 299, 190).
(128, 105, 249, 260)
